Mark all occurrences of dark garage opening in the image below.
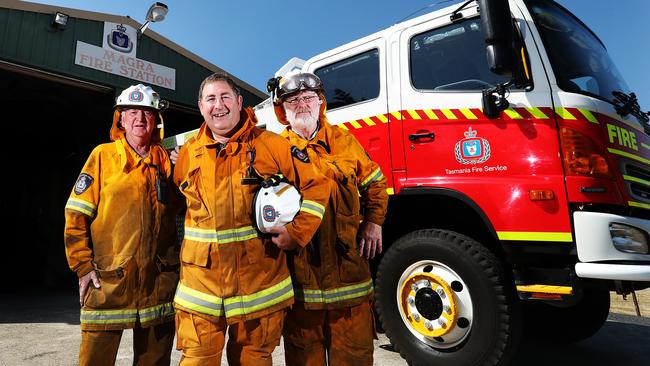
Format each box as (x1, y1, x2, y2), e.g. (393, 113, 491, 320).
(0, 66, 201, 293)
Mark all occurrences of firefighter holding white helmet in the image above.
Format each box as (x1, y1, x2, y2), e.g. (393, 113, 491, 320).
(64, 84, 182, 365)
(172, 72, 330, 365)
(269, 72, 388, 365)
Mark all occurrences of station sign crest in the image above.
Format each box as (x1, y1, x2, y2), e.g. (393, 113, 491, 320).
(107, 24, 133, 53)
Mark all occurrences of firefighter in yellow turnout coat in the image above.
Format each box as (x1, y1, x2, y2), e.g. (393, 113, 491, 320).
(64, 84, 181, 366)
(172, 73, 330, 365)
(270, 72, 388, 365)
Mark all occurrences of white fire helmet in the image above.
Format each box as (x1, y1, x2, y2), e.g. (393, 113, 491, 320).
(111, 83, 167, 142)
(254, 179, 302, 233)
(114, 83, 167, 111)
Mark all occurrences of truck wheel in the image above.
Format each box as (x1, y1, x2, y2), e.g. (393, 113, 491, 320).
(523, 286, 610, 343)
(375, 229, 521, 366)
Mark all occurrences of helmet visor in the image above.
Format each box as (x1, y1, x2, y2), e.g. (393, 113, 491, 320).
(278, 73, 322, 99)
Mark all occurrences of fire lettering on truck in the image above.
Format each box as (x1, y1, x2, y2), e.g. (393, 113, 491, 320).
(607, 123, 638, 151)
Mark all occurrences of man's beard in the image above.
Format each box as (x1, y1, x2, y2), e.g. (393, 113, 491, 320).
(287, 113, 318, 139)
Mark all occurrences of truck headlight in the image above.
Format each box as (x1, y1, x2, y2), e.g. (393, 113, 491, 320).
(609, 223, 649, 254)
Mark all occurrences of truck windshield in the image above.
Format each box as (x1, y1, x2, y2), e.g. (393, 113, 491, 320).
(527, 0, 631, 105)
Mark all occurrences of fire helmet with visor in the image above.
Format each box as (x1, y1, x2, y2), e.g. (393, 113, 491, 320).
(111, 84, 168, 143)
(268, 72, 326, 125)
(274, 72, 323, 100)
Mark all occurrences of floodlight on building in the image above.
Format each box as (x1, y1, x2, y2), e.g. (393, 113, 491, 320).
(52, 11, 69, 29)
(137, 2, 168, 38)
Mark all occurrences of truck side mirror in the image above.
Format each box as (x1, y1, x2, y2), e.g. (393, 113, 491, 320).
(478, 0, 515, 77)
(482, 83, 510, 119)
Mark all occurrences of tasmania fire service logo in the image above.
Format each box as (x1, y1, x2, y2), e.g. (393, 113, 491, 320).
(129, 89, 144, 102)
(454, 127, 490, 164)
(74, 173, 94, 195)
(107, 24, 133, 53)
(263, 205, 280, 223)
(291, 146, 310, 163)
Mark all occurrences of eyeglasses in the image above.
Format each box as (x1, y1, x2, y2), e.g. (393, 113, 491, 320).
(277, 73, 322, 98)
(284, 95, 319, 105)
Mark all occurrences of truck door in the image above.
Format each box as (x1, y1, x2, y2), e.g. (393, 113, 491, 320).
(397, 4, 559, 209)
(306, 38, 393, 187)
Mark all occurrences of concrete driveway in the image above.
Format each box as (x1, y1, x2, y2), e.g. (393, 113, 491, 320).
(1, 290, 649, 366)
(0, 290, 405, 366)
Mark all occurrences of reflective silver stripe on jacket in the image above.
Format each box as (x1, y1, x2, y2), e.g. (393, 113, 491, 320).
(174, 276, 294, 318)
(184, 226, 258, 243)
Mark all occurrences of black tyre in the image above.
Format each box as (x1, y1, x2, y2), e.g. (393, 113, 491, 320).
(523, 286, 610, 344)
(375, 229, 522, 366)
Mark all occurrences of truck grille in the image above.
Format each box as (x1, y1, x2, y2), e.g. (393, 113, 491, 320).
(622, 163, 650, 203)
(630, 183, 650, 200)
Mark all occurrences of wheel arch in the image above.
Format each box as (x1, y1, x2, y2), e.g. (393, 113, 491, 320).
(384, 187, 502, 257)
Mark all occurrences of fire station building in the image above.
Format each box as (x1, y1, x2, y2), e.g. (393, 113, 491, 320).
(0, 1, 265, 290)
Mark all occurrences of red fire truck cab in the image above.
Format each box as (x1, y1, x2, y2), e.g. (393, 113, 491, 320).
(253, 0, 650, 364)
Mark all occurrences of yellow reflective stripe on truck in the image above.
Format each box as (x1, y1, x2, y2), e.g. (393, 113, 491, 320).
(623, 174, 650, 187)
(554, 107, 576, 120)
(629, 201, 650, 210)
(608, 148, 650, 166)
(331, 106, 600, 131)
(525, 107, 549, 119)
(504, 108, 523, 119)
(578, 108, 599, 124)
(516, 285, 573, 295)
(497, 231, 573, 242)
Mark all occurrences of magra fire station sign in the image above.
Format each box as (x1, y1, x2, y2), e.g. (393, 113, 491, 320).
(75, 23, 176, 90)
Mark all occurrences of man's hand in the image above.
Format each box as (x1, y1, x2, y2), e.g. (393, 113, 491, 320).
(266, 225, 298, 251)
(169, 146, 180, 165)
(79, 270, 100, 306)
(358, 220, 382, 259)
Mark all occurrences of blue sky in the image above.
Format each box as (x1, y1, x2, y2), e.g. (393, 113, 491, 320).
(32, 0, 650, 109)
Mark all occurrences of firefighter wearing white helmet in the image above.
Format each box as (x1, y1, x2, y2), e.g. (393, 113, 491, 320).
(64, 83, 181, 365)
(112, 83, 168, 144)
(269, 72, 388, 366)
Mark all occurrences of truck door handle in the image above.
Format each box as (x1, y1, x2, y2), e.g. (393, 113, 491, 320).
(408, 132, 436, 142)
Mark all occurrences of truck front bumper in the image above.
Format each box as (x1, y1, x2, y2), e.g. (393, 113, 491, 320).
(574, 211, 650, 282)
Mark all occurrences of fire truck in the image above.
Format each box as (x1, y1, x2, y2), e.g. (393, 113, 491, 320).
(250, 0, 650, 364)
